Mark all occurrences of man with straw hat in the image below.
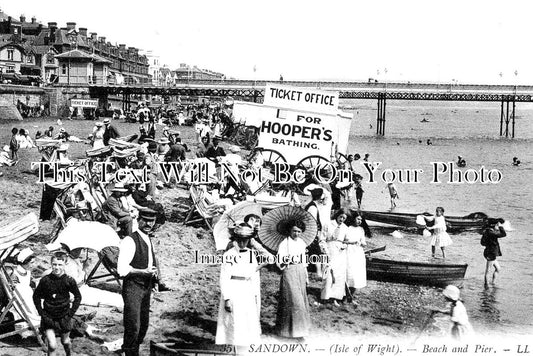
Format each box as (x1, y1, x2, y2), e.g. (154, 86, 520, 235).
(103, 183, 134, 236)
(117, 209, 159, 356)
(216, 224, 261, 346)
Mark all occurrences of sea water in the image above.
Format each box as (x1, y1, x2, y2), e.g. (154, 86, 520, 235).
(342, 99, 533, 335)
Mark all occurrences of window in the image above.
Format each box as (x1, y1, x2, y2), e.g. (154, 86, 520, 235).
(27, 54, 33, 63)
(6, 65, 15, 73)
(62, 64, 67, 75)
(7, 49, 14, 61)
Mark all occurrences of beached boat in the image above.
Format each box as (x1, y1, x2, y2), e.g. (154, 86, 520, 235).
(359, 210, 487, 233)
(150, 341, 236, 356)
(366, 256, 468, 286)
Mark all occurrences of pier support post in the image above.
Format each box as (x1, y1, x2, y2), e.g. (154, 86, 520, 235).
(376, 93, 386, 136)
(500, 97, 516, 138)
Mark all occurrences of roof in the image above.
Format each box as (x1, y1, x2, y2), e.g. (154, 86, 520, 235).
(55, 49, 111, 64)
(32, 45, 57, 55)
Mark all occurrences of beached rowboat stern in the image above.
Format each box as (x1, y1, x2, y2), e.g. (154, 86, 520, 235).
(366, 256, 468, 287)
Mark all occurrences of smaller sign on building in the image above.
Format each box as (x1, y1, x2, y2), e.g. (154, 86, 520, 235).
(263, 83, 339, 115)
(70, 99, 98, 108)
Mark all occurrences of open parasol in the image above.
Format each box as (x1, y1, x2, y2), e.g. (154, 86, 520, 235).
(213, 201, 262, 250)
(46, 220, 120, 252)
(258, 206, 317, 252)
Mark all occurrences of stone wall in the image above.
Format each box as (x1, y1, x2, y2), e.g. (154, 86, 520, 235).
(0, 85, 92, 117)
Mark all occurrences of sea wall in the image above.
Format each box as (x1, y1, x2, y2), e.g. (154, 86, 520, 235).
(0, 84, 92, 117)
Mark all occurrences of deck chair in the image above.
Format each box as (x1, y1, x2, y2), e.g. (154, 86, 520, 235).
(184, 185, 226, 231)
(0, 213, 46, 350)
(85, 246, 121, 288)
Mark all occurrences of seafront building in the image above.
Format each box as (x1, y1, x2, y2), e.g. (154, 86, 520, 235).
(0, 9, 225, 87)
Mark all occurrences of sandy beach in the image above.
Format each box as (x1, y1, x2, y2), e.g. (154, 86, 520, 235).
(0, 117, 474, 355)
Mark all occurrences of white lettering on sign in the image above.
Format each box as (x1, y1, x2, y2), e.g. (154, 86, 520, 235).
(71, 99, 98, 108)
(264, 84, 339, 115)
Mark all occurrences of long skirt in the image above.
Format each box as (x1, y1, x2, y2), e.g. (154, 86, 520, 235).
(276, 264, 311, 338)
(321, 242, 347, 300)
(216, 281, 261, 346)
(346, 245, 367, 289)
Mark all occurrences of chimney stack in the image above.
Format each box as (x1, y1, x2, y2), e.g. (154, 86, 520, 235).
(90, 32, 97, 41)
(66, 22, 76, 30)
(119, 44, 126, 51)
(99, 36, 106, 43)
(48, 22, 57, 42)
(31, 16, 36, 24)
(78, 27, 87, 37)
(20, 14, 26, 23)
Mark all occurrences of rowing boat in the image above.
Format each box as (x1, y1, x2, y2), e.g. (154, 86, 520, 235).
(366, 256, 468, 286)
(150, 341, 236, 356)
(359, 210, 487, 233)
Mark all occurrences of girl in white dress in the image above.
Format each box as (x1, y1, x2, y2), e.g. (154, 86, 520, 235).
(345, 212, 369, 303)
(425, 207, 453, 258)
(92, 123, 105, 149)
(320, 209, 349, 306)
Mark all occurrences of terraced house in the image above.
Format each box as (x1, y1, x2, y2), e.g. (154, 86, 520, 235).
(0, 9, 150, 85)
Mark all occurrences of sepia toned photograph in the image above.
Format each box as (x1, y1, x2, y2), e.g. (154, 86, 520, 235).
(0, 1, 531, 355)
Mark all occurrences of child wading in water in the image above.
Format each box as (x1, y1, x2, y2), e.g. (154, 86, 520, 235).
(430, 285, 473, 340)
(424, 207, 452, 258)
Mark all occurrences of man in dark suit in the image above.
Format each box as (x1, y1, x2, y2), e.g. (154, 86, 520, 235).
(205, 135, 225, 164)
(103, 183, 133, 235)
(103, 118, 120, 146)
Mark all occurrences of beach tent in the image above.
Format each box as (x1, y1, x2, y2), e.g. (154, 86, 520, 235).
(0, 213, 46, 350)
(0, 104, 23, 121)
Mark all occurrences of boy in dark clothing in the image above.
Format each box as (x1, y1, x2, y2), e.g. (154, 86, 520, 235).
(33, 254, 82, 356)
(9, 127, 19, 161)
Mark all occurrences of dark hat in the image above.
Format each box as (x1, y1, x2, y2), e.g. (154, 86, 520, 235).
(148, 141, 158, 152)
(310, 188, 324, 200)
(139, 208, 157, 222)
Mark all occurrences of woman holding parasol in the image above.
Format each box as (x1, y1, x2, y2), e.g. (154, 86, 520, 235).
(259, 206, 317, 339)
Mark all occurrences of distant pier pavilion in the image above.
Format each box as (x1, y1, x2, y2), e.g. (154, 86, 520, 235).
(88, 79, 533, 138)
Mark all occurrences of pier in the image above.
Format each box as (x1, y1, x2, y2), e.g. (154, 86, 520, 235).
(86, 79, 533, 138)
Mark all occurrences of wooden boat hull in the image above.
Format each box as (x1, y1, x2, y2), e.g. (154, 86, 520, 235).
(359, 210, 486, 233)
(366, 256, 468, 287)
(150, 342, 236, 356)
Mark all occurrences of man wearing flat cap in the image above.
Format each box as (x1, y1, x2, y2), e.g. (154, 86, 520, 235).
(117, 209, 158, 356)
(205, 136, 226, 164)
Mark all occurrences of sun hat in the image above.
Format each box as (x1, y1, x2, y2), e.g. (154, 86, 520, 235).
(233, 224, 255, 239)
(158, 137, 170, 145)
(95, 122, 103, 127)
(103, 118, 110, 124)
(442, 285, 460, 301)
(229, 145, 240, 153)
(111, 182, 128, 192)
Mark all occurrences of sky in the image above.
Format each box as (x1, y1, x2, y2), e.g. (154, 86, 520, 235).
(2, 0, 533, 84)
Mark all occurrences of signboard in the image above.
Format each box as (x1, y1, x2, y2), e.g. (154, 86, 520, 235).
(263, 83, 340, 115)
(233, 101, 352, 165)
(70, 99, 98, 108)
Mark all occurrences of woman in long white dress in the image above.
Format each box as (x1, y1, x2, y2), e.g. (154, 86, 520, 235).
(216, 226, 261, 346)
(345, 212, 369, 303)
(321, 209, 349, 306)
(92, 122, 105, 149)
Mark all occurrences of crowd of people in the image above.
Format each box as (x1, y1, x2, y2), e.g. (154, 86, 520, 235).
(0, 99, 518, 354)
